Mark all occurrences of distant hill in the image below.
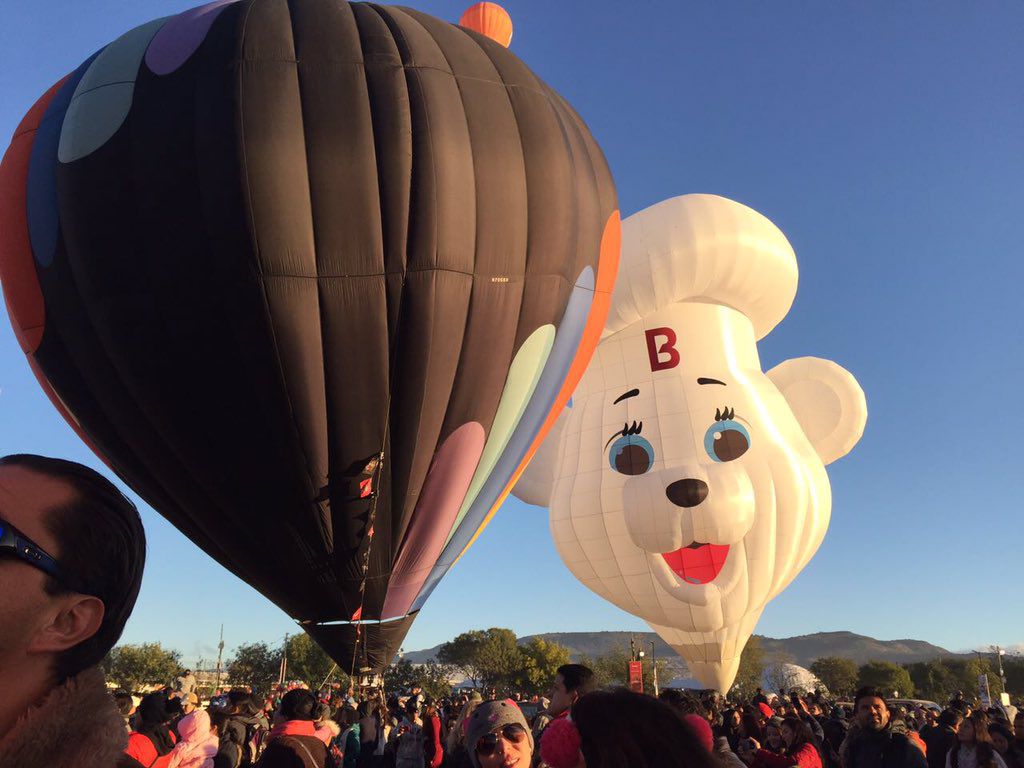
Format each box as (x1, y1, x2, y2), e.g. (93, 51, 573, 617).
(403, 630, 955, 668)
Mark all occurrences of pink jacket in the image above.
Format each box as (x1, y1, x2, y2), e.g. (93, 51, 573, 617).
(169, 710, 219, 768)
(315, 718, 342, 746)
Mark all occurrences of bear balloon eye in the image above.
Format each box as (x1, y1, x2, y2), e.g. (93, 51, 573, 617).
(608, 434, 655, 476)
(703, 419, 750, 463)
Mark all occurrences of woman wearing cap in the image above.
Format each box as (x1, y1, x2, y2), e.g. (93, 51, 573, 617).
(465, 700, 533, 768)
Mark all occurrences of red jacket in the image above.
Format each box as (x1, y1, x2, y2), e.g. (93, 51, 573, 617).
(755, 744, 823, 768)
(423, 714, 444, 768)
(126, 730, 178, 768)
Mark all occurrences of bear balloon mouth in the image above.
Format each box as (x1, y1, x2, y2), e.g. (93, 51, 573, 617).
(661, 543, 730, 585)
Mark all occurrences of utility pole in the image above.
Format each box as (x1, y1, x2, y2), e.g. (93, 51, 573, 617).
(215, 624, 225, 691)
(650, 641, 659, 697)
(995, 646, 1006, 693)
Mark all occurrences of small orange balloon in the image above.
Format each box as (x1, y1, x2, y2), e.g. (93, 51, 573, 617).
(459, 2, 513, 48)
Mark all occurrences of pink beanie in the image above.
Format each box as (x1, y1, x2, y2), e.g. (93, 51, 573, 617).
(683, 714, 713, 752)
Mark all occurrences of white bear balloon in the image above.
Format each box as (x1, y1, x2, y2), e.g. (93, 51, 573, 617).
(513, 194, 867, 692)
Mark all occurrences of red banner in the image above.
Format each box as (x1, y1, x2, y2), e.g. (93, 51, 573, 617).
(628, 661, 643, 693)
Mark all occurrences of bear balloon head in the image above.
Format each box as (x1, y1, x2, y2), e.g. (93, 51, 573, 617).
(513, 194, 867, 692)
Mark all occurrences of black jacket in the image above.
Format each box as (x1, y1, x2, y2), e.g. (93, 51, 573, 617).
(922, 726, 957, 768)
(844, 727, 927, 768)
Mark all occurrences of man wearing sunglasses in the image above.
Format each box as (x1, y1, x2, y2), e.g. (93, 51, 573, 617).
(0, 453, 146, 768)
(465, 699, 535, 768)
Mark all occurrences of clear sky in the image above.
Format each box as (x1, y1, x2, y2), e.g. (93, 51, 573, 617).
(1, 1, 1022, 669)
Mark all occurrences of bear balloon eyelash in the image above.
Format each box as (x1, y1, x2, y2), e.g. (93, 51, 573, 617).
(714, 407, 735, 422)
(605, 420, 643, 448)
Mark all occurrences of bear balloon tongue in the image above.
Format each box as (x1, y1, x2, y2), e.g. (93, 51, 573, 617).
(662, 543, 730, 585)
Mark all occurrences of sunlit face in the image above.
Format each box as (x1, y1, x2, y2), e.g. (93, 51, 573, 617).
(856, 697, 889, 731)
(0, 465, 77, 672)
(548, 674, 574, 717)
(476, 724, 531, 768)
(549, 302, 831, 661)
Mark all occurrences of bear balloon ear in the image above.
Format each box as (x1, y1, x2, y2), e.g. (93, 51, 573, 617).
(767, 357, 867, 465)
(511, 408, 569, 507)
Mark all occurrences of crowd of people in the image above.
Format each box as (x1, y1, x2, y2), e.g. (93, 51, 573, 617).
(96, 661, 1024, 768)
(1, 455, 1022, 768)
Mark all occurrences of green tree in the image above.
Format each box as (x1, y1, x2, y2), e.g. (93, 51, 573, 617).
(1003, 656, 1024, 697)
(418, 661, 455, 700)
(964, 658, 1004, 701)
(438, 630, 488, 687)
(858, 661, 914, 697)
(103, 643, 182, 691)
(810, 657, 859, 697)
(227, 642, 283, 690)
(285, 633, 337, 690)
(733, 636, 765, 698)
(474, 628, 522, 690)
(382, 659, 454, 699)
(906, 659, 960, 702)
(438, 628, 522, 690)
(515, 637, 571, 695)
(384, 659, 420, 692)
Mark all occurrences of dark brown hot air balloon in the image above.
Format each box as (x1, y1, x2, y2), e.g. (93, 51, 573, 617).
(0, 0, 619, 674)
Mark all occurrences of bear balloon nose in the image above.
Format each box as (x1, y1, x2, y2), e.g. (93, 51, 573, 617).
(665, 478, 709, 508)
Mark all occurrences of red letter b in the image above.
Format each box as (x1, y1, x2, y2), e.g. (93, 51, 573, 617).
(645, 327, 680, 372)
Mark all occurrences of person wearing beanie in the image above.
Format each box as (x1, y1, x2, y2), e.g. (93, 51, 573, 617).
(258, 688, 336, 768)
(465, 700, 534, 768)
(124, 692, 180, 768)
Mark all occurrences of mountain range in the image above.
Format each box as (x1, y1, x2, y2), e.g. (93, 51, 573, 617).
(402, 630, 957, 669)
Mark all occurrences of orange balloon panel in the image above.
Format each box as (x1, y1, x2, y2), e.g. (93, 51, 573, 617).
(459, 2, 513, 47)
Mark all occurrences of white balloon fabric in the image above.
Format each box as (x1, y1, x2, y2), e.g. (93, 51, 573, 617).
(513, 194, 867, 692)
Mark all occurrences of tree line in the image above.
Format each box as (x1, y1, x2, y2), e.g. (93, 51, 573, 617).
(732, 636, 1021, 702)
(102, 630, 1022, 703)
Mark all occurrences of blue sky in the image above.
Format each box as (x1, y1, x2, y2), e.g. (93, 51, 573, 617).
(2, 1, 1022, 668)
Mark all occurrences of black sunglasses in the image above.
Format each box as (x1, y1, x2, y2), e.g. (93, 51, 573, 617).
(0, 517, 64, 582)
(476, 724, 528, 756)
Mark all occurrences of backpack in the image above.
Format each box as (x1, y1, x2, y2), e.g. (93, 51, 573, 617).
(236, 718, 267, 767)
(394, 723, 425, 768)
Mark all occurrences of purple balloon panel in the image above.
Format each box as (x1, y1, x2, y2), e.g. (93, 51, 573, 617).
(145, 0, 238, 75)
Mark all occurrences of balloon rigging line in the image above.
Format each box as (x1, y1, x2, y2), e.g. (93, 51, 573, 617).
(349, 273, 407, 681)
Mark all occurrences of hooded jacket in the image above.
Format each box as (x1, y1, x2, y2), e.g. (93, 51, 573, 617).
(170, 709, 220, 768)
(0, 666, 127, 768)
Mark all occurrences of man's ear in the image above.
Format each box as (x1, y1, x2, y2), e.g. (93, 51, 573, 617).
(28, 595, 105, 655)
(766, 356, 867, 465)
(511, 407, 569, 507)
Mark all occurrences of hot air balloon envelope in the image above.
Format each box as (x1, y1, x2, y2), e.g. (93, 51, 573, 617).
(514, 195, 866, 692)
(0, 0, 619, 672)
